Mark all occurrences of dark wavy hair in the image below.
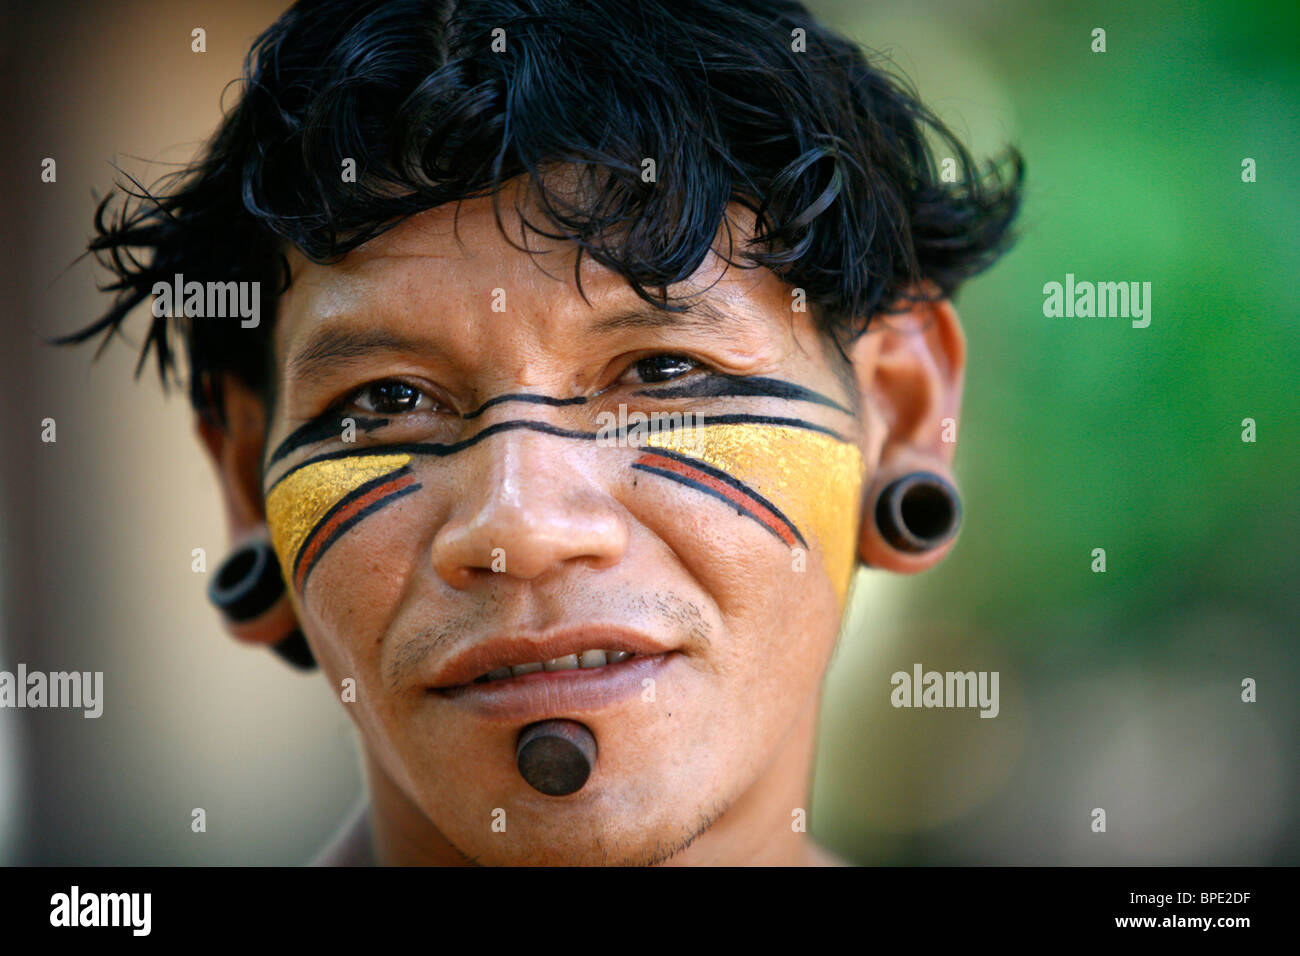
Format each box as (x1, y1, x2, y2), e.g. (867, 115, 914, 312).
(59, 0, 1024, 425)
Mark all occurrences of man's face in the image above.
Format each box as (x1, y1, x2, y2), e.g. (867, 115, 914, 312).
(261, 190, 871, 864)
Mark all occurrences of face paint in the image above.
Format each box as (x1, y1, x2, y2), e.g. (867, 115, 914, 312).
(265, 453, 419, 593)
(266, 414, 390, 469)
(644, 423, 864, 603)
(262, 380, 862, 600)
(634, 373, 854, 415)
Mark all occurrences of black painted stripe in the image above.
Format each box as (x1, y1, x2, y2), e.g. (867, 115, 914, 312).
(296, 481, 422, 592)
(265, 414, 847, 494)
(462, 393, 588, 419)
(266, 415, 389, 468)
(291, 466, 414, 584)
(268, 374, 845, 468)
(635, 375, 853, 415)
(631, 462, 804, 549)
(634, 448, 808, 548)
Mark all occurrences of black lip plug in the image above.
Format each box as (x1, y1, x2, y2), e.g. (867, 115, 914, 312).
(516, 719, 597, 796)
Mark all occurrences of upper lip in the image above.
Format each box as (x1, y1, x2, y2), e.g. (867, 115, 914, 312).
(428, 626, 676, 690)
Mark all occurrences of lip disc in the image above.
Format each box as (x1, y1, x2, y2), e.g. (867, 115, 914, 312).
(516, 719, 597, 796)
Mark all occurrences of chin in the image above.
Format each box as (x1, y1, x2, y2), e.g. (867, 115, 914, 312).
(474, 817, 718, 867)
(425, 780, 726, 867)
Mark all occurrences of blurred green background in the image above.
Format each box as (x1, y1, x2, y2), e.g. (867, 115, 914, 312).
(0, 0, 1295, 863)
(811, 0, 1300, 863)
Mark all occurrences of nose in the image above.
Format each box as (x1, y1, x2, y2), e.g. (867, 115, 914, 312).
(431, 427, 629, 588)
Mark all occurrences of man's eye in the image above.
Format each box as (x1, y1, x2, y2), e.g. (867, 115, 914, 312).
(351, 380, 425, 415)
(627, 354, 699, 384)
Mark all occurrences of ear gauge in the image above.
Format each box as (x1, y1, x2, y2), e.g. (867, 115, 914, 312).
(208, 539, 281, 621)
(270, 631, 317, 670)
(208, 539, 318, 671)
(873, 471, 962, 554)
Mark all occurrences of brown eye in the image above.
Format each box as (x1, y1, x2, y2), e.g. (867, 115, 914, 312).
(353, 380, 423, 415)
(631, 354, 697, 383)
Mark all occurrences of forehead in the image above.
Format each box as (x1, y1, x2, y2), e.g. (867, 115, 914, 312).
(274, 186, 796, 353)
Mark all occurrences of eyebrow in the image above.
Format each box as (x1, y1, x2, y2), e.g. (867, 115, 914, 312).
(587, 298, 742, 335)
(286, 327, 444, 382)
(287, 298, 746, 381)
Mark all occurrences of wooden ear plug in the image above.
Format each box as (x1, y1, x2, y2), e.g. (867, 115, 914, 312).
(516, 719, 597, 796)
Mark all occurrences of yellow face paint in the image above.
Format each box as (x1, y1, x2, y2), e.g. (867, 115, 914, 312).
(263, 415, 862, 602)
(645, 423, 864, 603)
(265, 453, 414, 588)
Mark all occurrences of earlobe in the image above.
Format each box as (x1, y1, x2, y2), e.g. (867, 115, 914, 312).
(848, 294, 966, 574)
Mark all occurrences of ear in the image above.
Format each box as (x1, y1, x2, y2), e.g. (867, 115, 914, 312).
(196, 373, 269, 531)
(196, 373, 298, 646)
(848, 293, 966, 574)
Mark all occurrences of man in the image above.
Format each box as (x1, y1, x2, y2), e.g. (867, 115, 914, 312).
(63, 0, 1022, 865)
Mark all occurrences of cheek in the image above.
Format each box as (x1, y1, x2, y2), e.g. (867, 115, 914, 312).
(640, 423, 864, 607)
(264, 453, 416, 592)
(264, 453, 424, 670)
(625, 422, 863, 713)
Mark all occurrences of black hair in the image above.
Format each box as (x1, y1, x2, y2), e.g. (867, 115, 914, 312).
(58, 0, 1024, 425)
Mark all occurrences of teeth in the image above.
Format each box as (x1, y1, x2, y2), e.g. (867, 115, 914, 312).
(476, 650, 636, 684)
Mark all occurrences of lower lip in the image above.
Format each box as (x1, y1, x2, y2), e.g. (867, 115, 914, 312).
(431, 653, 677, 721)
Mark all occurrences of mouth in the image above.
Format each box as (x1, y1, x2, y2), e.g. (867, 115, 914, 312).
(427, 628, 680, 720)
(468, 648, 636, 685)
(428, 628, 674, 691)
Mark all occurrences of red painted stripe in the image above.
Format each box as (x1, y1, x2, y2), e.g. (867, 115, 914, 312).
(635, 452, 797, 547)
(295, 472, 418, 592)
